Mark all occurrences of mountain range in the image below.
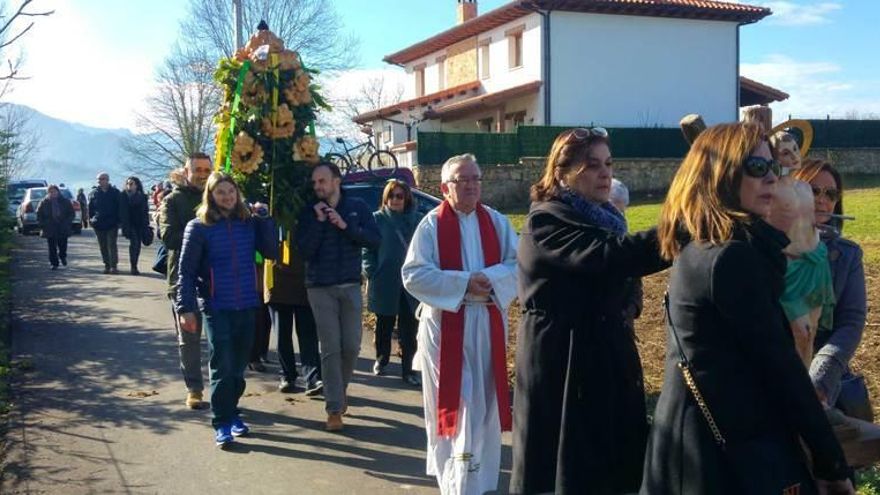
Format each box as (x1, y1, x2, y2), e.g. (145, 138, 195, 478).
(3, 104, 134, 191)
(3, 103, 347, 192)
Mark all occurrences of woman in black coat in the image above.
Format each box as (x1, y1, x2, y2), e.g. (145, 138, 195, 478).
(36, 184, 75, 270)
(511, 128, 669, 494)
(641, 122, 852, 494)
(121, 176, 150, 275)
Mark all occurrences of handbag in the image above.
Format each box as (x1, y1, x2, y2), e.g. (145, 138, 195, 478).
(835, 373, 873, 422)
(152, 242, 168, 275)
(664, 292, 815, 494)
(141, 225, 154, 247)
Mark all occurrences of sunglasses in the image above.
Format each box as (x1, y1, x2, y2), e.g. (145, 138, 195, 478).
(743, 156, 781, 179)
(388, 193, 406, 200)
(811, 186, 840, 202)
(565, 127, 609, 145)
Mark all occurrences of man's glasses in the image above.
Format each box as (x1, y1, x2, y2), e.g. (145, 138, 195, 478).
(447, 176, 482, 185)
(811, 186, 840, 202)
(564, 127, 609, 145)
(743, 157, 781, 179)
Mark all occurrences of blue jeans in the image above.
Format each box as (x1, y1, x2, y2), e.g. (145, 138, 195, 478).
(203, 308, 255, 428)
(270, 303, 321, 387)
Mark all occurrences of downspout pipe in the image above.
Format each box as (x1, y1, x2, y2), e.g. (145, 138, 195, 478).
(524, 3, 552, 125)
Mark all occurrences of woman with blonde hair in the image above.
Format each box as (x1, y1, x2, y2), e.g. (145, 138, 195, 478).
(175, 172, 277, 448)
(511, 128, 669, 494)
(642, 122, 852, 494)
(363, 179, 423, 385)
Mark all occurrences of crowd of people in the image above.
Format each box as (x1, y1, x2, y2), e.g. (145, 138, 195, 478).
(34, 114, 869, 494)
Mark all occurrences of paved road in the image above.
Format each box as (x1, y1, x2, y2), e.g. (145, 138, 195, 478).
(1, 230, 512, 494)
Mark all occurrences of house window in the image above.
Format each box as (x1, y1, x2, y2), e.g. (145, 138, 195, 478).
(383, 125, 393, 145)
(479, 41, 490, 79)
(506, 26, 524, 70)
(436, 56, 446, 91)
(478, 117, 494, 133)
(414, 65, 426, 97)
(507, 111, 526, 128)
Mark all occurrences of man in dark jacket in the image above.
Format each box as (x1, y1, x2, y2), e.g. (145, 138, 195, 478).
(297, 162, 380, 432)
(37, 185, 75, 270)
(158, 152, 212, 409)
(88, 172, 122, 274)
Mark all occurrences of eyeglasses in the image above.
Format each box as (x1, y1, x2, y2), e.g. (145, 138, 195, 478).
(743, 157, 781, 179)
(388, 193, 405, 200)
(811, 186, 840, 202)
(97, 177, 109, 182)
(565, 127, 609, 145)
(447, 176, 482, 185)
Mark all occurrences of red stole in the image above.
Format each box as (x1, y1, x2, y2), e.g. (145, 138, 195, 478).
(436, 200, 512, 437)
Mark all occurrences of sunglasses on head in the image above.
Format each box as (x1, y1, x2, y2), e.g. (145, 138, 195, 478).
(811, 186, 840, 202)
(743, 156, 781, 178)
(565, 127, 608, 145)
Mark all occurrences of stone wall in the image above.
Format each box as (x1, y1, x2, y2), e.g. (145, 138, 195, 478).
(413, 148, 880, 210)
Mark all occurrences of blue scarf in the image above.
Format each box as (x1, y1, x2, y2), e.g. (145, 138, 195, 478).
(559, 188, 627, 235)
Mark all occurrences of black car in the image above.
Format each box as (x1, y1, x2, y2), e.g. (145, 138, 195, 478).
(342, 181, 440, 216)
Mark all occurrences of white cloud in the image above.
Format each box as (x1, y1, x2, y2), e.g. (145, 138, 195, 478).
(758, 2, 842, 26)
(741, 54, 880, 121)
(4, 0, 163, 129)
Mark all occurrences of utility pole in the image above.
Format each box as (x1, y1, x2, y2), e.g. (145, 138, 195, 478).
(233, 0, 244, 50)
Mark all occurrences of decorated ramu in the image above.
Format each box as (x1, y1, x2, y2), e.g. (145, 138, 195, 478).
(212, 21, 328, 231)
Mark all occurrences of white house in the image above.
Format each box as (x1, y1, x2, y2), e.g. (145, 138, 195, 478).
(354, 0, 788, 166)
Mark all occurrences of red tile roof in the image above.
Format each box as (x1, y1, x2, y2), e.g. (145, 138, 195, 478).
(384, 0, 771, 65)
(430, 81, 543, 121)
(739, 75, 789, 106)
(353, 81, 483, 124)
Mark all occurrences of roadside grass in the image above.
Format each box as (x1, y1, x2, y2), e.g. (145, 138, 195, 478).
(0, 215, 13, 418)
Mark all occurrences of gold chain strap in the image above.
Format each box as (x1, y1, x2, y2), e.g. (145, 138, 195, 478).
(677, 362, 726, 449)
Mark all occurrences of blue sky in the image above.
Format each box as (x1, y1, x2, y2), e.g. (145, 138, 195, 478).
(8, 0, 879, 129)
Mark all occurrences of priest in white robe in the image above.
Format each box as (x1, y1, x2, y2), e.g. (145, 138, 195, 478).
(402, 153, 518, 495)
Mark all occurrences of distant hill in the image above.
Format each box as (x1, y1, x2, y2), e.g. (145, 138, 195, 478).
(2, 104, 134, 192)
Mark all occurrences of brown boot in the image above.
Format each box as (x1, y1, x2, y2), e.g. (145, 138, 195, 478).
(325, 413, 343, 432)
(186, 391, 203, 409)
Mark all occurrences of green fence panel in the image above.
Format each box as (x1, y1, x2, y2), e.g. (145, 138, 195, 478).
(417, 121, 880, 166)
(518, 126, 687, 158)
(807, 120, 880, 148)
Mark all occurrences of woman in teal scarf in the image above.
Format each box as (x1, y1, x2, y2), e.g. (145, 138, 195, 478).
(363, 179, 423, 386)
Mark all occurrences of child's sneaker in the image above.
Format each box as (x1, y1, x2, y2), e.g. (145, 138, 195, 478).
(230, 418, 250, 437)
(215, 425, 234, 448)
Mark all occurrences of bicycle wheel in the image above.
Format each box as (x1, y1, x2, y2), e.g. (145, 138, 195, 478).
(367, 150, 398, 172)
(326, 153, 354, 175)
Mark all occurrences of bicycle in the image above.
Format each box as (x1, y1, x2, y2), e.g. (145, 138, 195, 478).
(325, 135, 398, 175)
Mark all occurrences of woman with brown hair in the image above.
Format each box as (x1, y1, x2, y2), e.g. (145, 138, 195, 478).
(511, 128, 669, 494)
(176, 172, 277, 448)
(641, 123, 852, 494)
(792, 160, 868, 418)
(363, 179, 423, 386)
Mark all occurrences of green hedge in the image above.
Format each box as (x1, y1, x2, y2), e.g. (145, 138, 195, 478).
(417, 120, 880, 165)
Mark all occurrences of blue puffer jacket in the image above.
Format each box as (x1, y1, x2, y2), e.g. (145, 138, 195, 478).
(297, 193, 381, 288)
(175, 215, 277, 314)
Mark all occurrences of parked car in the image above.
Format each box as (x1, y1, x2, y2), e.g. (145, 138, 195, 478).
(341, 168, 440, 216)
(6, 179, 48, 218)
(17, 187, 83, 235)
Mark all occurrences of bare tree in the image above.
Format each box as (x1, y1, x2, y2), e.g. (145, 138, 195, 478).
(180, 0, 358, 73)
(321, 74, 405, 149)
(123, 44, 221, 182)
(0, 102, 39, 178)
(0, 0, 52, 91)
